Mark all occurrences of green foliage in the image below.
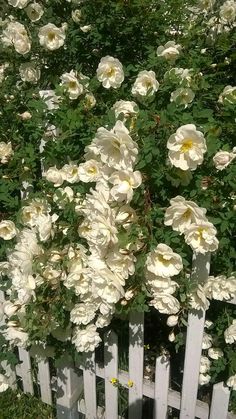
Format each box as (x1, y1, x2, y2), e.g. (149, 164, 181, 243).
(0, 0, 236, 409)
(0, 388, 55, 419)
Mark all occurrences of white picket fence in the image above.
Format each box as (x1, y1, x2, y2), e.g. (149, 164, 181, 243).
(1, 254, 236, 419)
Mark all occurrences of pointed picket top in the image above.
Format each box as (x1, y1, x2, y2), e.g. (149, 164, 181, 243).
(104, 330, 118, 419)
(154, 355, 170, 419)
(128, 311, 144, 419)
(180, 252, 211, 419)
(209, 382, 230, 419)
(18, 347, 34, 394)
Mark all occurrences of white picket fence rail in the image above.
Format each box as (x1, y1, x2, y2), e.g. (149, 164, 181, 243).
(1, 254, 236, 419)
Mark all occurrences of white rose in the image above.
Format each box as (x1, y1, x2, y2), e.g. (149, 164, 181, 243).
(96, 56, 124, 89)
(8, 0, 29, 8)
(79, 214, 118, 254)
(61, 163, 80, 183)
(72, 9, 82, 23)
(19, 62, 41, 83)
(90, 120, 138, 170)
(115, 205, 137, 229)
(72, 324, 101, 352)
(146, 244, 183, 278)
(39, 90, 61, 110)
(168, 331, 175, 342)
(70, 303, 96, 325)
(84, 93, 96, 110)
(0, 374, 9, 393)
(219, 0, 236, 23)
(44, 166, 64, 187)
(4, 324, 28, 347)
(91, 267, 125, 304)
(213, 150, 235, 170)
(80, 25, 92, 33)
(78, 159, 102, 182)
(167, 315, 179, 326)
(38, 23, 66, 50)
(26, 3, 44, 21)
(170, 88, 195, 107)
(36, 214, 56, 242)
(167, 124, 207, 171)
(106, 248, 136, 279)
(189, 284, 210, 311)
(199, 373, 211, 386)
(0, 141, 13, 163)
(0, 220, 17, 240)
(60, 70, 86, 100)
(96, 314, 112, 328)
(202, 332, 212, 349)
(19, 111, 32, 120)
(112, 100, 139, 120)
(200, 356, 211, 374)
(184, 221, 219, 254)
(0, 63, 9, 84)
(150, 293, 180, 314)
(6, 22, 31, 55)
(146, 272, 178, 294)
(157, 41, 182, 60)
(164, 196, 207, 234)
(218, 85, 236, 104)
(227, 374, 236, 390)
(132, 70, 159, 97)
(205, 275, 236, 301)
(208, 347, 223, 360)
(224, 319, 236, 344)
(21, 199, 50, 227)
(198, 0, 215, 11)
(109, 170, 142, 203)
(3, 301, 19, 317)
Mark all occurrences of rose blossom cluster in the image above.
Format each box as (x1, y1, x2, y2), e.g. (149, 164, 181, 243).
(198, 320, 223, 386)
(145, 244, 183, 314)
(164, 196, 218, 254)
(0, 110, 142, 352)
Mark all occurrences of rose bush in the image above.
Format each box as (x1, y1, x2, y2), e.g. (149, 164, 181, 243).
(0, 0, 236, 410)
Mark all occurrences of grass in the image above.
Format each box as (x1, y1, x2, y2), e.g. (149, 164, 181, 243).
(0, 388, 56, 419)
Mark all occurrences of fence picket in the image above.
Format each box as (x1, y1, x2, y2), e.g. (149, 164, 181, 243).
(153, 355, 170, 419)
(18, 347, 34, 394)
(104, 331, 118, 419)
(128, 311, 144, 419)
(0, 292, 17, 389)
(56, 362, 82, 419)
(38, 359, 52, 405)
(83, 351, 97, 419)
(209, 382, 230, 419)
(180, 252, 211, 419)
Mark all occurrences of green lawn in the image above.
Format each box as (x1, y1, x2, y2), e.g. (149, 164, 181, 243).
(0, 389, 56, 419)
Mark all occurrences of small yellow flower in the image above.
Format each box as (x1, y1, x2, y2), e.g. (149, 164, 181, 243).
(127, 380, 134, 388)
(144, 344, 150, 350)
(110, 377, 118, 386)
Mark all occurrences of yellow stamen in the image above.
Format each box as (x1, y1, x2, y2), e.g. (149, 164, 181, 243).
(180, 139, 193, 153)
(183, 209, 191, 219)
(106, 67, 115, 77)
(48, 32, 56, 41)
(68, 81, 77, 89)
(87, 166, 97, 175)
